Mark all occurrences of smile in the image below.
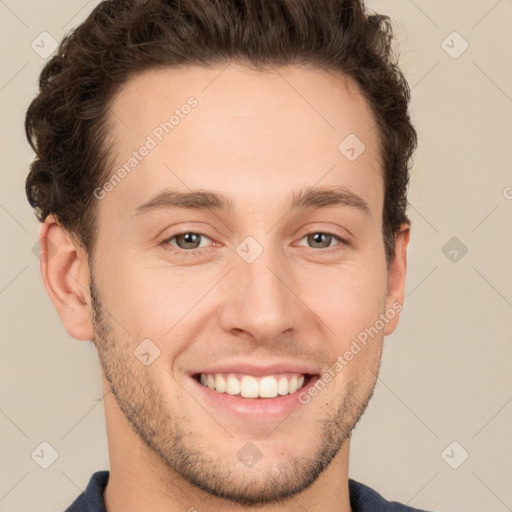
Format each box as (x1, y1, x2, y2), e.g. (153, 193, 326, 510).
(196, 372, 309, 398)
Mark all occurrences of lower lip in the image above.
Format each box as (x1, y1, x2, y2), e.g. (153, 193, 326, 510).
(189, 375, 319, 419)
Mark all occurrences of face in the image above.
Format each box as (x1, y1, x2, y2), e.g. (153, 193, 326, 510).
(81, 64, 407, 505)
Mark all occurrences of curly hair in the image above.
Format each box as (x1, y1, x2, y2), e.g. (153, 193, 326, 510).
(25, 0, 417, 265)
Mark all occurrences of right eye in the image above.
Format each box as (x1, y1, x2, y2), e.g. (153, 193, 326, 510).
(161, 231, 215, 256)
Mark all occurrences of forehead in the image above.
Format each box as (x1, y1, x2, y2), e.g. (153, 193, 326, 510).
(102, 64, 382, 221)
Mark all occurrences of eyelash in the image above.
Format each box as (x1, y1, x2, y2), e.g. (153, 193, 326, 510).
(160, 230, 349, 257)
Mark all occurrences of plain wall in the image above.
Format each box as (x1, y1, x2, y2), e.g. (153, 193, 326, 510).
(1, 1, 511, 511)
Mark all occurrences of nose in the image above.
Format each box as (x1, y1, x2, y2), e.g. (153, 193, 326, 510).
(217, 244, 303, 344)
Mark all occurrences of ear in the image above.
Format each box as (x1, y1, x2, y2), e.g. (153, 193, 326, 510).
(383, 223, 410, 336)
(38, 215, 95, 341)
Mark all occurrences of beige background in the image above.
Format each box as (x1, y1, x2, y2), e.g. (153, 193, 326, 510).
(1, 1, 511, 511)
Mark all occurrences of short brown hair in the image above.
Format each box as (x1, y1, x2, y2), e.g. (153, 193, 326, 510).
(25, 0, 417, 265)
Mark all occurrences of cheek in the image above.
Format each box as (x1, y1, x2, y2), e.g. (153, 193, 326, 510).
(302, 259, 387, 341)
(98, 262, 216, 359)
(94, 262, 169, 341)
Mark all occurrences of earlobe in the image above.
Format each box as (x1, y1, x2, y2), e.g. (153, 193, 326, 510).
(383, 223, 410, 336)
(38, 215, 95, 341)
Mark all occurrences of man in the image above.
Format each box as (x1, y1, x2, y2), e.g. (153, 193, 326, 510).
(25, 0, 431, 510)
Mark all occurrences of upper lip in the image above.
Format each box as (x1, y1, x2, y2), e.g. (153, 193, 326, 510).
(189, 360, 321, 377)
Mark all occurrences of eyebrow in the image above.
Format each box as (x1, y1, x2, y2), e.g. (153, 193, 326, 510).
(129, 185, 370, 221)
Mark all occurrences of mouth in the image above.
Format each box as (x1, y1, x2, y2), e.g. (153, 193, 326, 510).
(193, 372, 312, 399)
(186, 362, 321, 418)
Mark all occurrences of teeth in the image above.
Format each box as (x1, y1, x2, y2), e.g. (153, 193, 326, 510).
(259, 376, 278, 398)
(240, 376, 259, 398)
(288, 375, 298, 394)
(226, 374, 241, 395)
(278, 376, 289, 396)
(198, 372, 308, 398)
(215, 374, 226, 393)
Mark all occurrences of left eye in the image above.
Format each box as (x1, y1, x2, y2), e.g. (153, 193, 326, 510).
(298, 232, 344, 249)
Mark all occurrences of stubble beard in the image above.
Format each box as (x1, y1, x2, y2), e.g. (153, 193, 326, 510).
(89, 272, 380, 506)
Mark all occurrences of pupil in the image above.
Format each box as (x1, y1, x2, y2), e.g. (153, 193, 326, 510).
(311, 233, 328, 247)
(181, 233, 199, 248)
